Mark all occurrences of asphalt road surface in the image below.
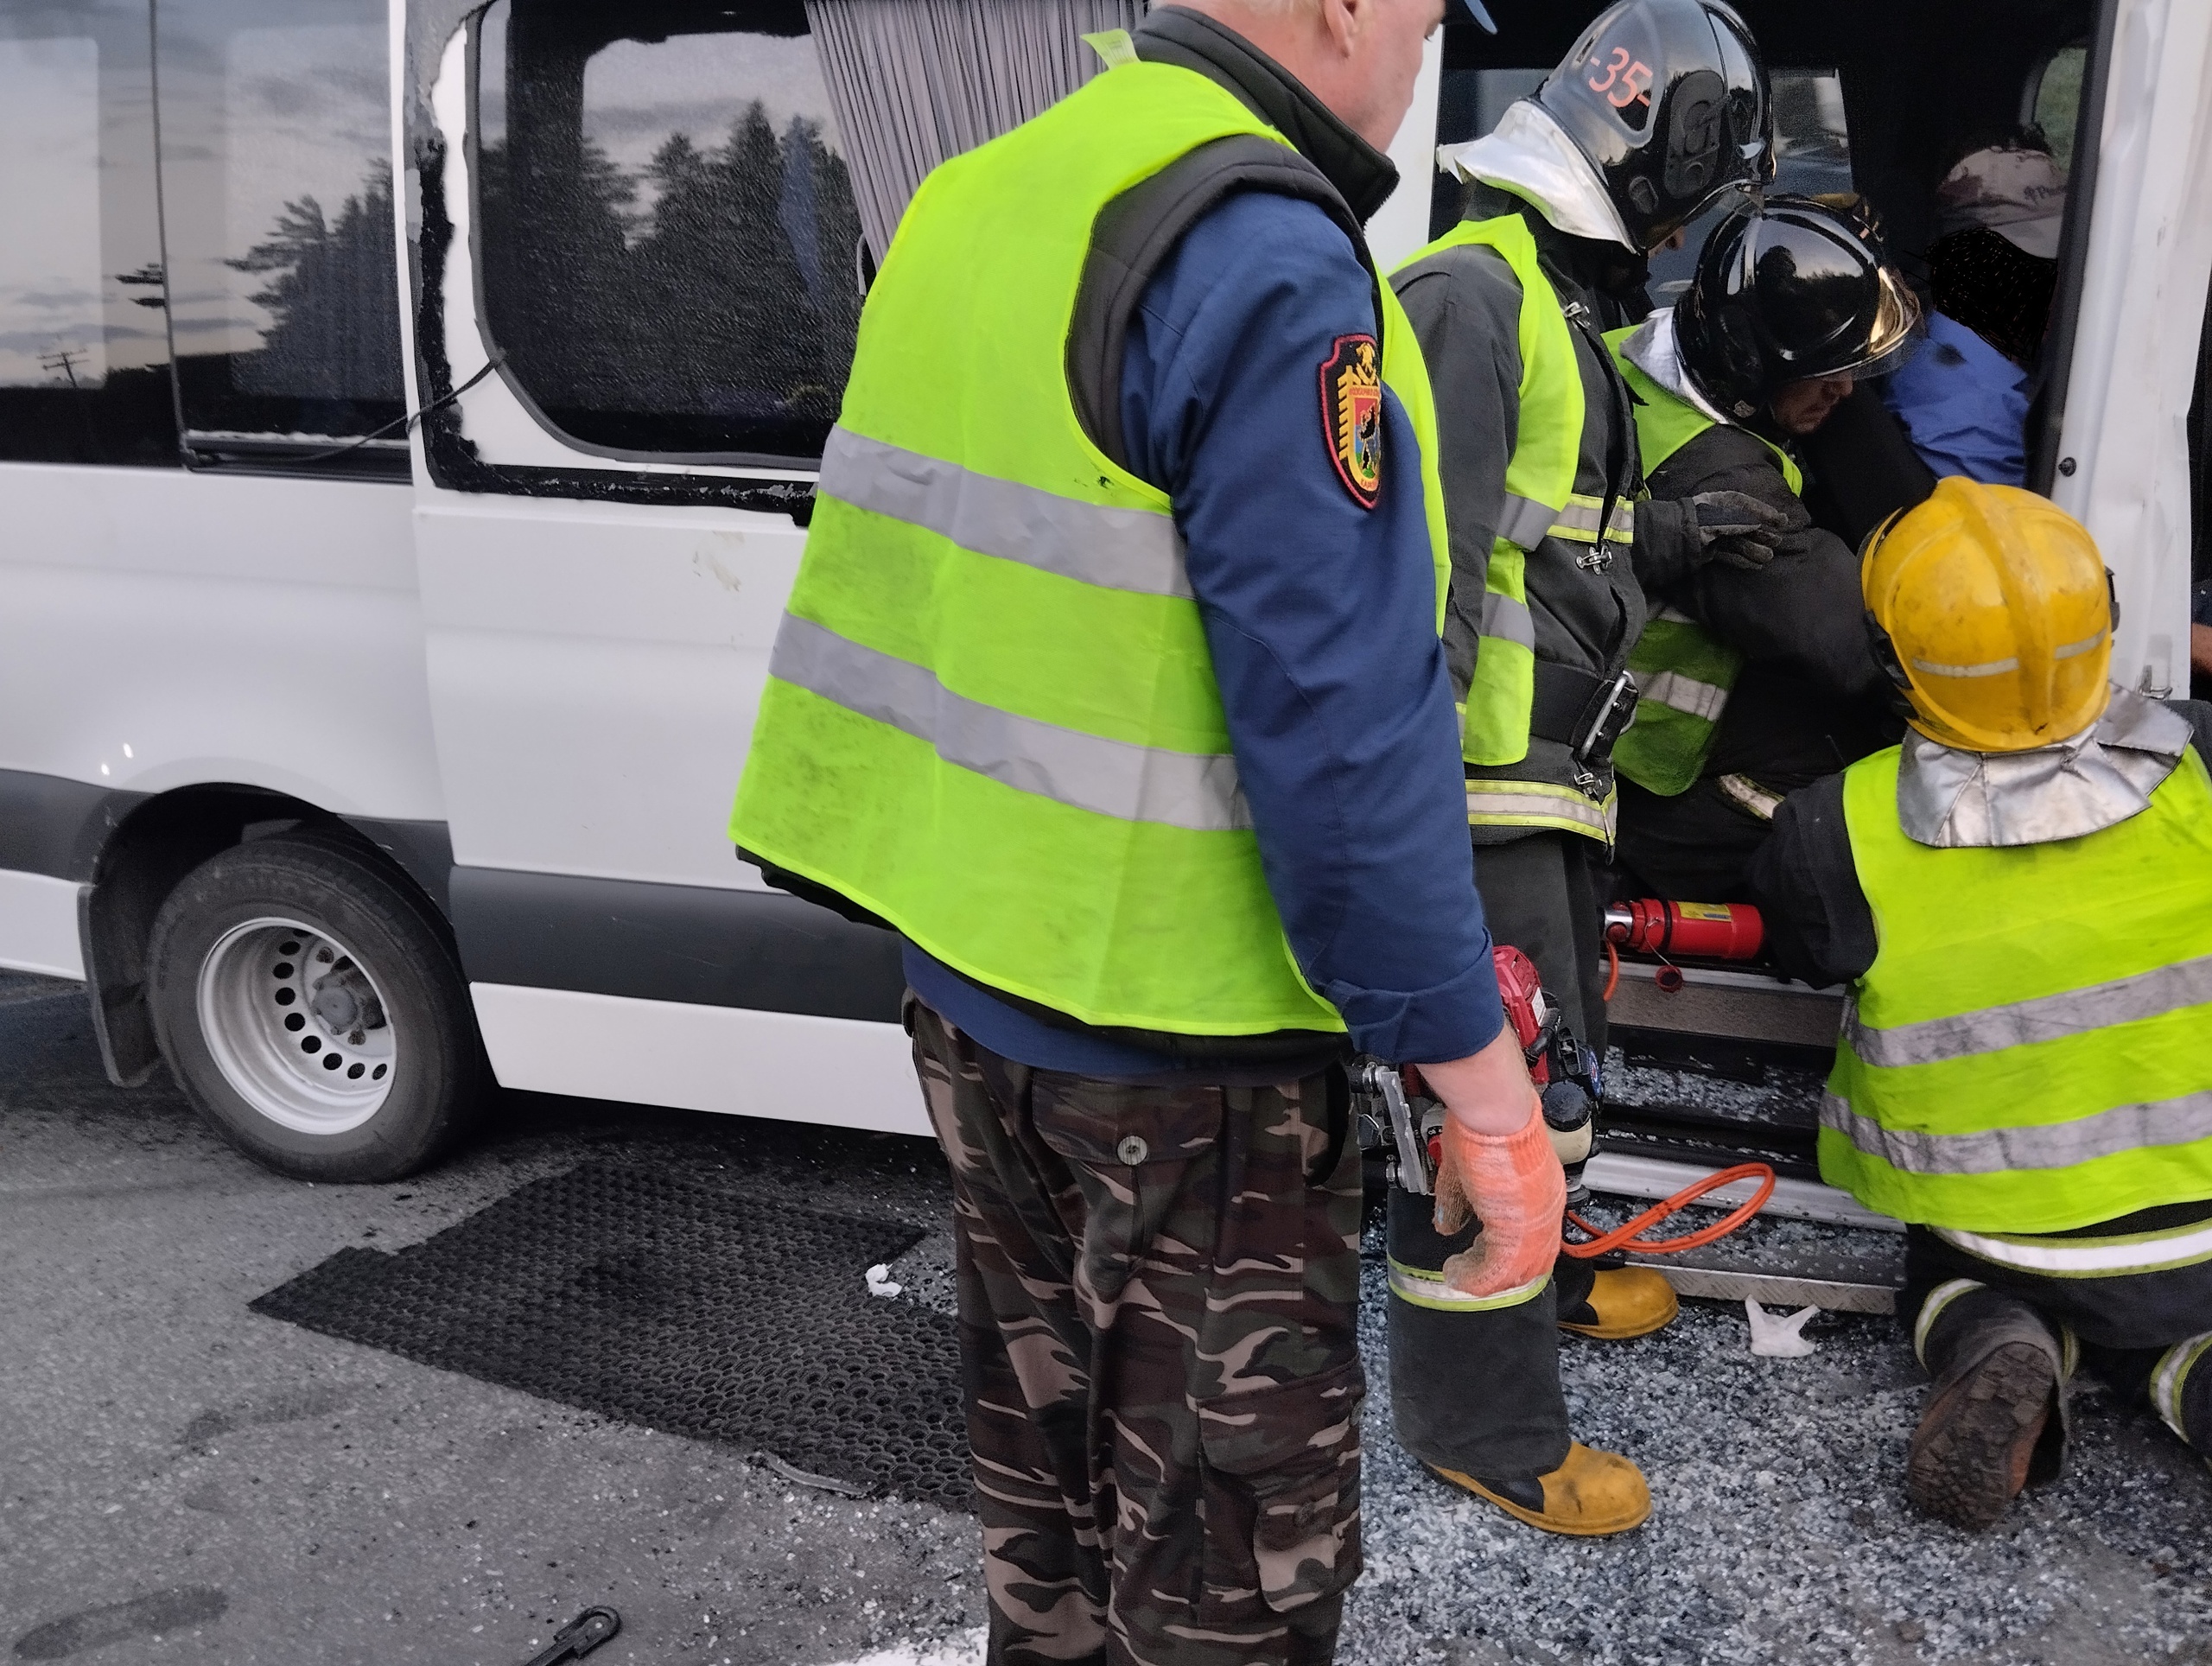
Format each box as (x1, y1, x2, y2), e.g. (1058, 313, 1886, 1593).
(4, 972, 2209, 1665)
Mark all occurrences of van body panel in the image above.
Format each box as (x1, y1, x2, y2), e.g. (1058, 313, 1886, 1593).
(0, 465, 441, 819)
(2050, 0, 2212, 696)
(467, 982, 929, 1135)
(0, 872, 88, 979)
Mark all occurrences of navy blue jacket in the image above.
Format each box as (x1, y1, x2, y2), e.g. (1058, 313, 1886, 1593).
(911, 188, 1503, 1072)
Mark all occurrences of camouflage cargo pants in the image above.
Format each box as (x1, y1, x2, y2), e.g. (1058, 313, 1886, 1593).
(908, 997, 1364, 1666)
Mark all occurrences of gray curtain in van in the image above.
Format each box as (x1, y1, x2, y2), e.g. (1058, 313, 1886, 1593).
(806, 0, 1147, 262)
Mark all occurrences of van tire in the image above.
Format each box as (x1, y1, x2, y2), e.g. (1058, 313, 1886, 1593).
(147, 836, 486, 1181)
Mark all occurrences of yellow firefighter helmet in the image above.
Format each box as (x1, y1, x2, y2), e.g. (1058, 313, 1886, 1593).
(1862, 477, 2112, 754)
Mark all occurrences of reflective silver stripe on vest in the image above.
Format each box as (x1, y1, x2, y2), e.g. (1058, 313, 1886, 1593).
(1845, 953, 2212, 1069)
(1821, 1087, 2212, 1175)
(818, 426, 1192, 599)
(771, 614, 1249, 832)
(1637, 669, 1729, 721)
(1495, 493, 1557, 551)
(1479, 588, 1535, 649)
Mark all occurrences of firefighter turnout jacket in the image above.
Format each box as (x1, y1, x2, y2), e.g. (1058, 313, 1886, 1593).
(1391, 184, 1645, 846)
(1605, 324, 1805, 796)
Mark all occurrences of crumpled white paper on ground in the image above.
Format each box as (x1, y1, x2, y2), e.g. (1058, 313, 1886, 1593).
(864, 1262, 903, 1299)
(1745, 1299, 1821, 1358)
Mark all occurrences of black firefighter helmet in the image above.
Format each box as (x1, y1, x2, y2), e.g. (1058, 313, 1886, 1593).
(1675, 194, 1923, 420)
(1534, 0, 1772, 251)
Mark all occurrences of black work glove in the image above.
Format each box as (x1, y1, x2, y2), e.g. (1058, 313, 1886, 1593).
(1683, 490, 1799, 570)
(1633, 492, 1803, 588)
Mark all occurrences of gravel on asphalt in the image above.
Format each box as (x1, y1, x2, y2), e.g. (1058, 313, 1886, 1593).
(5, 973, 2209, 1665)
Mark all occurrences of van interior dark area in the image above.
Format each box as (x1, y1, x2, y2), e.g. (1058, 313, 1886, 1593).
(1436, 0, 2102, 491)
(1435, 1, 2118, 1176)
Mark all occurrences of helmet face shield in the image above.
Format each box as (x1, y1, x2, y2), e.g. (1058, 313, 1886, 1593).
(1840, 266, 1924, 383)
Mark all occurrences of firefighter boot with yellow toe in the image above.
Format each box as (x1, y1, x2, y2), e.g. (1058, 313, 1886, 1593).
(1559, 1266, 1680, 1339)
(1433, 1442, 1652, 1536)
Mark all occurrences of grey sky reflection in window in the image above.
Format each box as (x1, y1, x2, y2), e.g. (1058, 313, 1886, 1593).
(157, 0, 403, 440)
(475, 2, 864, 461)
(0, 2, 173, 466)
(0, 35, 105, 389)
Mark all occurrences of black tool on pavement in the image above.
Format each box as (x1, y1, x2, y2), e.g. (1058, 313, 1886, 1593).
(519, 1606, 621, 1666)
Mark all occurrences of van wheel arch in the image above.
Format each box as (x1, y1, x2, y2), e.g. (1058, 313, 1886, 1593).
(79, 786, 458, 1089)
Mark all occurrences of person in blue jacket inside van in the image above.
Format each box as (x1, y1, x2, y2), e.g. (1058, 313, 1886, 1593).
(1882, 137, 2067, 486)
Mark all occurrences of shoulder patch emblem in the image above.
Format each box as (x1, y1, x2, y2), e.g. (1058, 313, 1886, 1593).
(1319, 334, 1383, 509)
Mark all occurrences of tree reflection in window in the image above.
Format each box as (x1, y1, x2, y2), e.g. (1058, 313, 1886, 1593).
(477, 4, 864, 461)
(226, 161, 403, 407)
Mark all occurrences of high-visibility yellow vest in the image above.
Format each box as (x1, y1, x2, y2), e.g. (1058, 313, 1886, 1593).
(1822, 741, 2212, 1231)
(1606, 331, 1802, 797)
(728, 58, 1449, 1037)
(1393, 217, 1627, 768)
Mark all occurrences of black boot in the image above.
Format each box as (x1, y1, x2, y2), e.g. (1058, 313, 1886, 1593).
(1906, 1279, 2069, 1530)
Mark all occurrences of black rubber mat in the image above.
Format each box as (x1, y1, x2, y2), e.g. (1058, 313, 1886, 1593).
(251, 1164, 971, 1509)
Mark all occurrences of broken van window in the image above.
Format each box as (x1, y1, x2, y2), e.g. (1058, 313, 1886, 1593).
(474, 0, 865, 462)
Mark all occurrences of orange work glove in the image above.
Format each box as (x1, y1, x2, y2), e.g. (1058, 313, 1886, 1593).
(1431, 1105, 1567, 1300)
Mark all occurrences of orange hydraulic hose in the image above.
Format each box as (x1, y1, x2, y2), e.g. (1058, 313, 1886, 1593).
(1561, 1161, 1776, 1258)
(1602, 938, 1621, 1002)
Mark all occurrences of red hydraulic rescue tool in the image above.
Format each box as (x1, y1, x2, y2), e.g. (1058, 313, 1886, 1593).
(1602, 898, 1765, 995)
(1603, 899, 1764, 960)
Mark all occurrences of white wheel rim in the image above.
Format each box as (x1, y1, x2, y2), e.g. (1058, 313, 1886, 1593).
(197, 916, 397, 1135)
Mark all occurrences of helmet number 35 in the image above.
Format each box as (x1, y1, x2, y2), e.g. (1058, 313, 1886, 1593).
(1588, 48, 1655, 112)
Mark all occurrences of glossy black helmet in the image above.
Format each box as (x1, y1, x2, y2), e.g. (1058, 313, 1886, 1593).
(1535, 0, 1772, 250)
(1675, 194, 1923, 420)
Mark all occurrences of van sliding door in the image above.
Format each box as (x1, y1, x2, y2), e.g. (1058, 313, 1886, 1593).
(397, 0, 1141, 1130)
(396, 0, 1437, 1129)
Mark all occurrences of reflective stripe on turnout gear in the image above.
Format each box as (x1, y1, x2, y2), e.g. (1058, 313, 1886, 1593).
(1717, 773, 1783, 822)
(1478, 588, 1535, 649)
(1496, 493, 1556, 550)
(1935, 1212, 2212, 1278)
(1821, 1085, 2212, 1179)
(1844, 952, 2212, 1069)
(1912, 1277, 1986, 1366)
(2153, 1332, 2212, 1444)
(818, 425, 1193, 598)
(1388, 1257, 1550, 1312)
(768, 615, 1250, 833)
(1637, 668, 1729, 721)
(1465, 778, 1617, 840)
(1547, 492, 1637, 546)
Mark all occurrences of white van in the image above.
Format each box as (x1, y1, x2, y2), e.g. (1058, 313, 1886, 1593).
(1, 0, 2203, 1186)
